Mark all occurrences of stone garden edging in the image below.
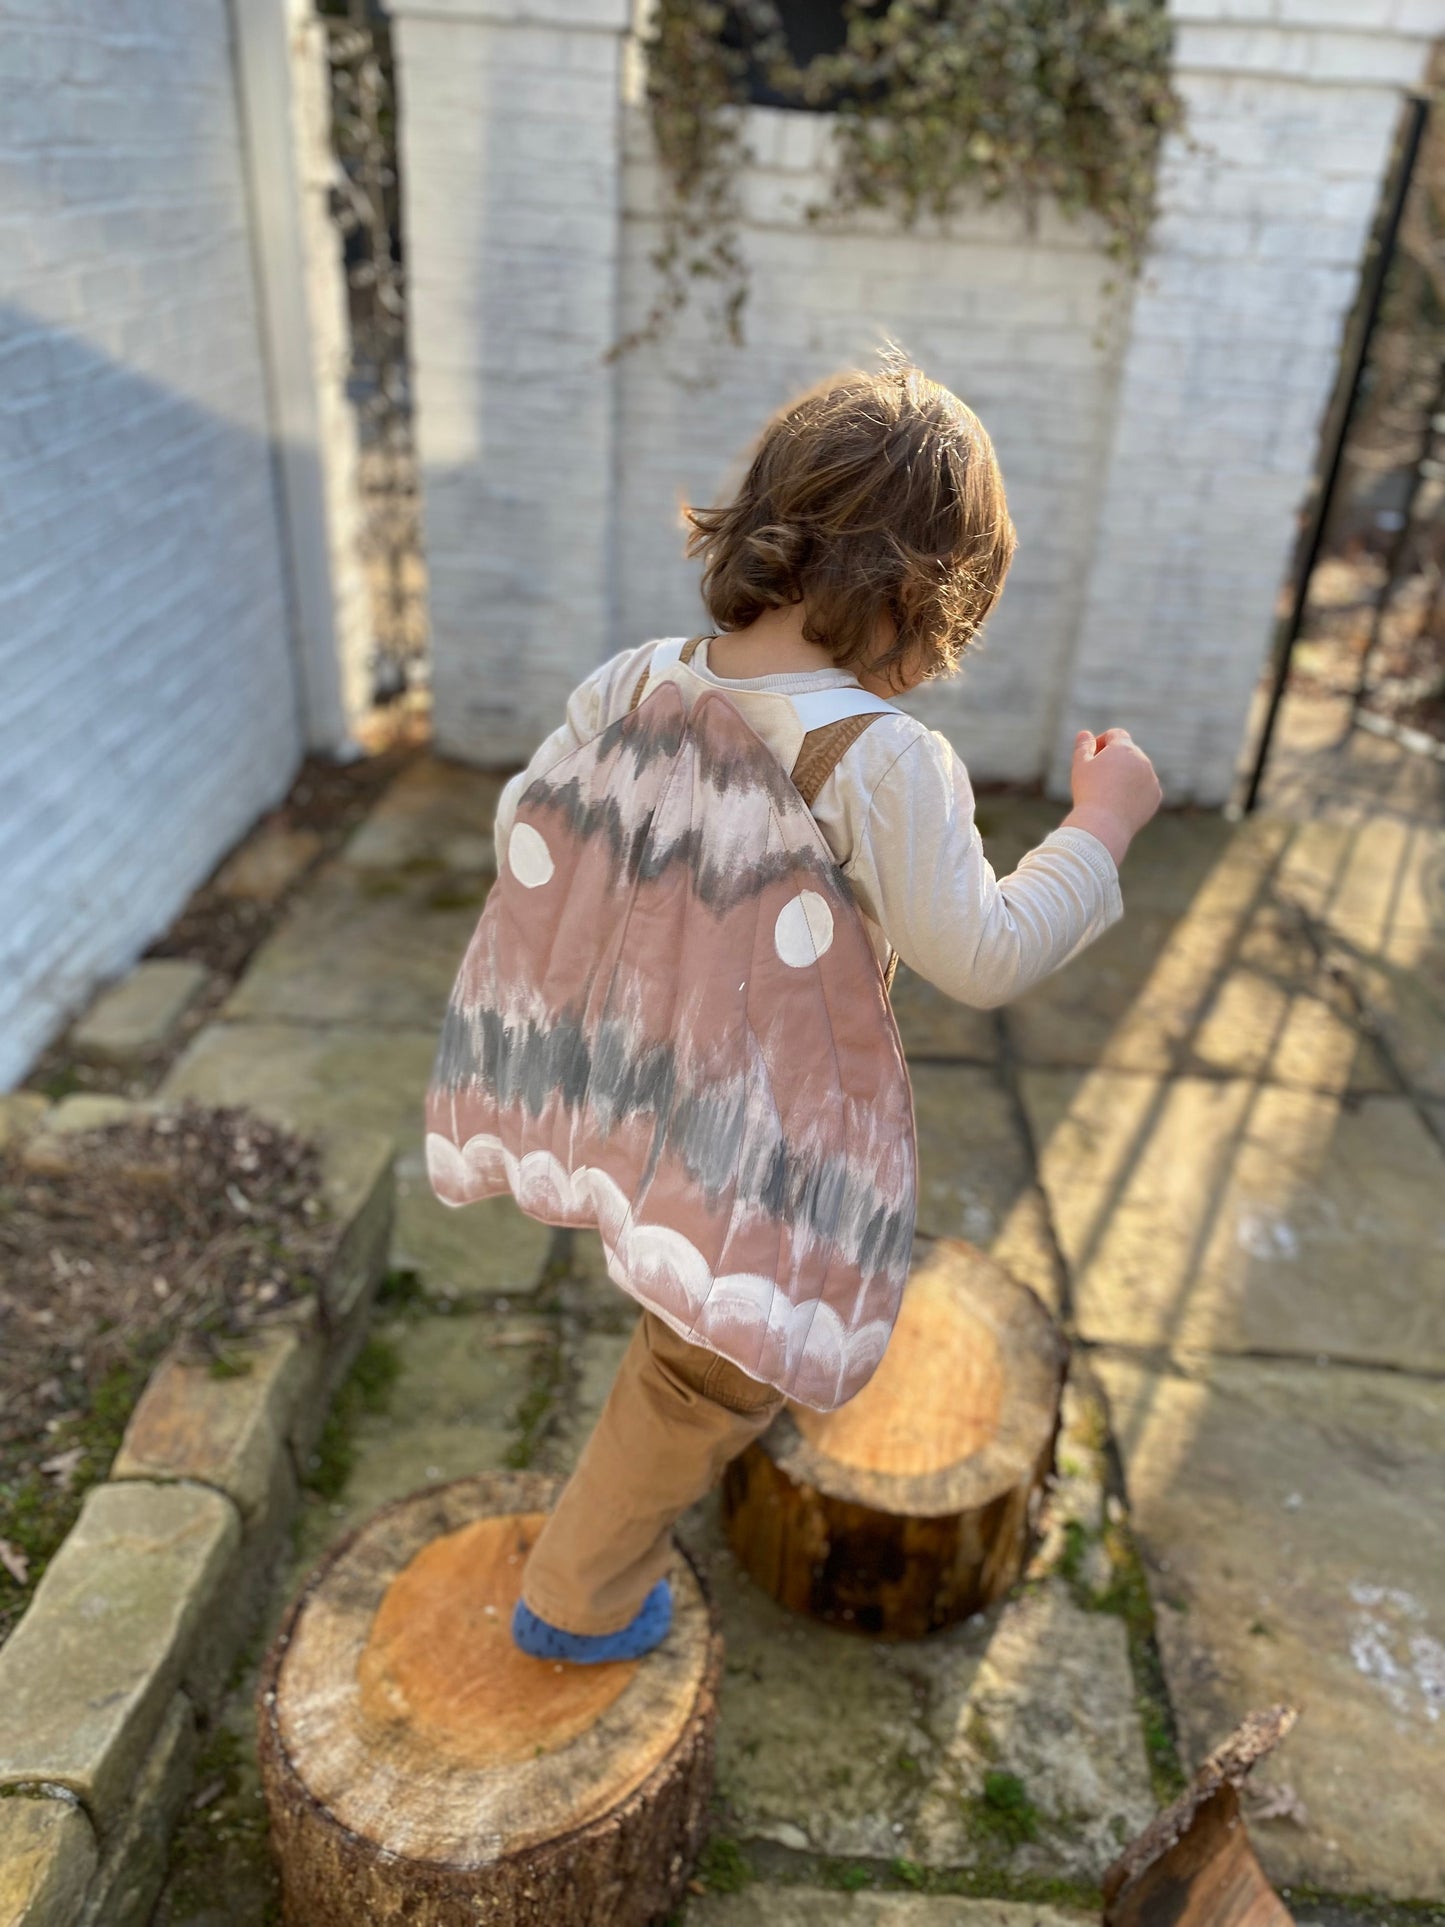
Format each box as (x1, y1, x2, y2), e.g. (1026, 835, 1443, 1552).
(0, 1104, 395, 1927)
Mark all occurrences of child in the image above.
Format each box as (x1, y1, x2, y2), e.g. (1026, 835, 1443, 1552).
(430, 358, 1162, 1664)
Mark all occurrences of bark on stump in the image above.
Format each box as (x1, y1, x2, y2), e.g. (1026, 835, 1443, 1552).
(257, 1471, 721, 1927)
(1103, 1706, 1299, 1927)
(722, 1239, 1066, 1636)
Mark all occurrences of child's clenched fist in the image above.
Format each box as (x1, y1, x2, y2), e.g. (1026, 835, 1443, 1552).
(1063, 727, 1163, 867)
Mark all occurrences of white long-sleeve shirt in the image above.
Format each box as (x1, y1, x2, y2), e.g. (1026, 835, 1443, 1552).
(493, 637, 1122, 1008)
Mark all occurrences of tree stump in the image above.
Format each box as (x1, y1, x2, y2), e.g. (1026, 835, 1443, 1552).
(257, 1471, 721, 1927)
(722, 1239, 1066, 1637)
(1103, 1706, 1299, 1927)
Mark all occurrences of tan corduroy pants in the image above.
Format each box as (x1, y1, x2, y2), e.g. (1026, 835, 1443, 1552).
(520, 1311, 785, 1635)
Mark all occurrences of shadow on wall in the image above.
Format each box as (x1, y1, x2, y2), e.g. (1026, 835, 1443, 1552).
(0, 306, 303, 1088)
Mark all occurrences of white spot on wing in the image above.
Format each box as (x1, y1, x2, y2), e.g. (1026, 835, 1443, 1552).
(508, 822, 554, 888)
(774, 890, 833, 968)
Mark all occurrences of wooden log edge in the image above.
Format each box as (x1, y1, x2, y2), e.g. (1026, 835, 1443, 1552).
(773, 1242, 1066, 1516)
(723, 1242, 1068, 1634)
(256, 1474, 724, 1927)
(1103, 1705, 1300, 1927)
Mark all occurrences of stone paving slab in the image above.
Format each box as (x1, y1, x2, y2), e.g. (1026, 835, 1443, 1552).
(313, 1128, 398, 1338)
(906, 1583, 1153, 1881)
(28, 1091, 145, 1139)
(969, 799, 1063, 883)
(1320, 923, 1445, 1101)
(291, 1307, 549, 1573)
(221, 862, 485, 1031)
(0, 1798, 97, 1927)
(691, 1508, 944, 1861)
(914, 802, 1284, 922)
(71, 959, 210, 1061)
(687, 1894, 1092, 1926)
(1022, 1071, 1445, 1370)
(161, 1020, 434, 1147)
(0, 1481, 239, 1831)
(392, 1129, 554, 1299)
(1004, 903, 1391, 1095)
(1103, 812, 1290, 920)
(548, 1327, 634, 1474)
(214, 824, 323, 903)
(112, 1327, 317, 1526)
(892, 966, 999, 1062)
(1096, 1351, 1445, 1900)
(0, 1090, 48, 1147)
(685, 1496, 1151, 1881)
(1270, 813, 1445, 944)
(78, 1692, 197, 1927)
(911, 1064, 1064, 1312)
(339, 757, 502, 874)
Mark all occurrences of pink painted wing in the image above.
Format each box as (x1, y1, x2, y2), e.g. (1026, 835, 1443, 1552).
(425, 681, 916, 1410)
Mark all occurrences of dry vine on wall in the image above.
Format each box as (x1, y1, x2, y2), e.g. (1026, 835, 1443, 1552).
(629, 0, 1184, 352)
(321, 2, 429, 702)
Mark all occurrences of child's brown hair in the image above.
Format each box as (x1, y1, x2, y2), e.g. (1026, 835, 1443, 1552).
(684, 354, 1016, 691)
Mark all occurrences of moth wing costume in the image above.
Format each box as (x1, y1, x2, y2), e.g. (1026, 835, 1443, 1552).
(425, 638, 917, 1411)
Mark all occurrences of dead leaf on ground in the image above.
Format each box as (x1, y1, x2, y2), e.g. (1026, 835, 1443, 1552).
(0, 1539, 29, 1586)
(1244, 1780, 1310, 1826)
(40, 1446, 85, 1490)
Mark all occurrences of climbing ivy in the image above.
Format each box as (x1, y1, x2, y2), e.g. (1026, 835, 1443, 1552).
(628, 0, 1183, 350)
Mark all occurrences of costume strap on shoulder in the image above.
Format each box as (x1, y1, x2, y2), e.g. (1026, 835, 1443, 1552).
(629, 635, 706, 712)
(791, 712, 885, 808)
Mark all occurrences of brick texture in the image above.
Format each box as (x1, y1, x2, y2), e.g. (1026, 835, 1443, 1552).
(0, 0, 302, 1087)
(394, 0, 629, 765)
(1053, 8, 1443, 802)
(398, 0, 1443, 800)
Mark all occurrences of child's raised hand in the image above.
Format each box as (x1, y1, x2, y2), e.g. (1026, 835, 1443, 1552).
(1062, 728, 1163, 868)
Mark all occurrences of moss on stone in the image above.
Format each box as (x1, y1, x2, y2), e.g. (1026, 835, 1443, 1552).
(503, 1329, 564, 1470)
(303, 1335, 401, 1501)
(821, 1860, 873, 1891)
(740, 1838, 1104, 1912)
(697, 1834, 754, 1892)
(155, 1710, 282, 1927)
(376, 1266, 428, 1313)
(970, 1769, 1040, 1849)
(964, 1708, 1000, 1764)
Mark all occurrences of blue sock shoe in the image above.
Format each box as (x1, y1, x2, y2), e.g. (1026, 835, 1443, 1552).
(511, 1580, 672, 1664)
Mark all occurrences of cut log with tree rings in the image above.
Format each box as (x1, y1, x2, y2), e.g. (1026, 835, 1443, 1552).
(257, 1471, 721, 1927)
(722, 1239, 1067, 1637)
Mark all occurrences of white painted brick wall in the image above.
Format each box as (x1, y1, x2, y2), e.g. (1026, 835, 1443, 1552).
(1053, 1, 1444, 803)
(394, 0, 630, 764)
(0, 0, 302, 1087)
(396, 0, 1445, 801)
(614, 104, 1125, 785)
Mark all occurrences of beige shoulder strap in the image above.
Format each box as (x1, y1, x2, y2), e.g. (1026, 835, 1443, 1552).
(790, 712, 884, 808)
(791, 712, 900, 998)
(630, 635, 705, 712)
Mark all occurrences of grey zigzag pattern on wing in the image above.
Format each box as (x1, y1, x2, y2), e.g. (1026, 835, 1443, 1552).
(521, 689, 852, 914)
(433, 996, 915, 1280)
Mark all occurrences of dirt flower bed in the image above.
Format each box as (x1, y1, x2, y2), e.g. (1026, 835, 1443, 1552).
(0, 1104, 335, 1645)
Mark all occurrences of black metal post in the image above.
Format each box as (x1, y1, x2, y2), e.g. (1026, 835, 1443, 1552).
(1240, 92, 1430, 814)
